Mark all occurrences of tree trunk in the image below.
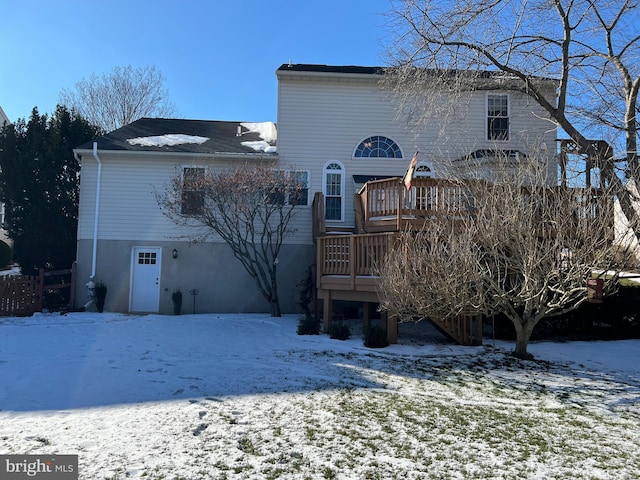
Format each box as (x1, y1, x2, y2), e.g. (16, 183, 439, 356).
(513, 321, 535, 360)
(269, 265, 281, 317)
(270, 299, 281, 317)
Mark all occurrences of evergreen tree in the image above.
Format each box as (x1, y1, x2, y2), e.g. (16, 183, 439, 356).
(0, 106, 100, 274)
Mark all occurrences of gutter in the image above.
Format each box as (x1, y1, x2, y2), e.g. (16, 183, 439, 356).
(90, 142, 102, 279)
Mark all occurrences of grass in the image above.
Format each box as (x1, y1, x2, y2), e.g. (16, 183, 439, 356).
(133, 348, 639, 480)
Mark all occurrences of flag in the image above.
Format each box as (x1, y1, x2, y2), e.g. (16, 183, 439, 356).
(403, 151, 419, 191)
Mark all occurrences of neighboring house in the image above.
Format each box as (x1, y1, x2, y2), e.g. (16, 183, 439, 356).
(614, 180, 640, 265)
(0, 106, 10, 248)
(0, 106, 8, 127)
(73, 64, 559, 323)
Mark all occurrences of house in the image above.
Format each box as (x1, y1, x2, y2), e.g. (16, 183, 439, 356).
(73, 64, 559, 334)
(0, 106, 8, 127)
(0, 106, 11, 248)
(73, 119, 311, 314)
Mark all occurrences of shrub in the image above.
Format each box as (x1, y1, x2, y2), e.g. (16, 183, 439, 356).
(94, 282, 107, 313)
(172, 288, 182, 315)
(0, 240, 12, 268)
(329, 321, 350, 340)
(363, 325, 389, 348)
(297, 315, 320, 335)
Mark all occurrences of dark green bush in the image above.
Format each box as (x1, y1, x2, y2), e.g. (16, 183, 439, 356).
(94, 282, 107, 313)
(297, 315, 320, 335)
(363, 325, 389, 348)
(0, 240, 12, 268)
(329, 321, 350, 340)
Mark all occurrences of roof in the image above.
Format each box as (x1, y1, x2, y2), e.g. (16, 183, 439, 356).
(276, 64, 558, 86)
(75, 118, 277, 156)
(277, 64, 385, 75)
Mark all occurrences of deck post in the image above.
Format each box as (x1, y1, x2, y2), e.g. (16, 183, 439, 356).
(362, 302, 371, 332)
(350, 235, 357, 290)
(475, 313, 483, 345)
(323, 291, 333, 333)
(397, 181, 403, 231)
(383, 311, 398, 344)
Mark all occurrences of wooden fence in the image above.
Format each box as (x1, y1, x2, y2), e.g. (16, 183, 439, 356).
(0, 264, 76, 317)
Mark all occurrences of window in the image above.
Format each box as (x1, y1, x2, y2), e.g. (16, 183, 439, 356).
(266, 170, 309, 206)
(137, 251, 157, 265)
(487, 94, 509, 141)
(415, 163, 433, 178)
(323, 162, 344, 221)
(287, 171, 309, 206)
(181, 167, 205, 215)
(354, 136, 402, 158)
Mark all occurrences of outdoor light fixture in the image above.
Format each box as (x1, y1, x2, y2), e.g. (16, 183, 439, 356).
(172, 248, 178, 259)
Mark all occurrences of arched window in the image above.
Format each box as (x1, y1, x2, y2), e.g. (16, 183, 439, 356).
(323, 161, 345, 221)
(415, 163, 433, 178)
(354, 136, 402, 158)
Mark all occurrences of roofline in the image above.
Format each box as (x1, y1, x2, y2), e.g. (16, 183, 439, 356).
(73, 148, 278, 161)
(276, 64, 384, 83)
(276, 64, 559, 88)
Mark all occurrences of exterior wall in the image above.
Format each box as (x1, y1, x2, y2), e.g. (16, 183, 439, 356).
(276, 70, 558, 228)
(75, 239, 312, 314)
(75, 150, 314, 313)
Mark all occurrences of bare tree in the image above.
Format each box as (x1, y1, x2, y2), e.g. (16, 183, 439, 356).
(60, 65, 177, 133)
(384, 0, 640, 239)
(156, 163, 305, 317)
(378, 157, 632, 357)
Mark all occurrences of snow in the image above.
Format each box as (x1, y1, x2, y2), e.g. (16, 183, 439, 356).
(127, 134, 209, 147)
(240, 122, 277, 143)
(240, 122, 277, 153)
(240, 140, 277, 154)
(0, 312, 638, 479)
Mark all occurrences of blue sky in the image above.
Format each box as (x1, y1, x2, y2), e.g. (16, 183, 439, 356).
(1, 0, 393, 124)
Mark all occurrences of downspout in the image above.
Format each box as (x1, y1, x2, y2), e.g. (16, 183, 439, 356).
(91, 141, 102, 279)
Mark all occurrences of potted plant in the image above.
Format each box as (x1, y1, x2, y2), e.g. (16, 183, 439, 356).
(172, 288, 183, 315)
(94, 282, 107, 313)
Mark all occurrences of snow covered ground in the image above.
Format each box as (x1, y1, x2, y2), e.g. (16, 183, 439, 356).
(0, 312, 638, 479)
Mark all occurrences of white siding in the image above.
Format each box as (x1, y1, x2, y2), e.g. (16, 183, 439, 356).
(79, 154, 184, 241)
(276, 73, 558, 229)
(77, 152, 313, 245)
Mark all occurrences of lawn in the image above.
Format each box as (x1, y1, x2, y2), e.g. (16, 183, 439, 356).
(0, 312, 638, 479)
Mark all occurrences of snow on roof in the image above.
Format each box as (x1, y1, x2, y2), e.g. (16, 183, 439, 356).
(126, 134, 209, 147)
(239, 122, 277, 153)
(241, 140, 277, 153)
(240, 122, 277, 143)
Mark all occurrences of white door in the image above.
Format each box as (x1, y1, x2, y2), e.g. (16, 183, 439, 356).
(130, 247, 161, 313)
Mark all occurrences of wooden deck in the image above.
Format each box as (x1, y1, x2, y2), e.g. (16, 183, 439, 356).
(314, 177, 609, 346)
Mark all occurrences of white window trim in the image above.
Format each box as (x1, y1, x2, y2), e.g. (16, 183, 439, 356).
(486, 93, 510, 142)
(322, 160, 346, 222)
(415, 161, 435, 178)
(352, 135, 404, 159)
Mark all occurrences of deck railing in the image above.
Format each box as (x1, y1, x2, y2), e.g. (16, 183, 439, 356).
(317, 232, 398, 280)
(358, 177, 608, 230)
(362, 177, 475, 216)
